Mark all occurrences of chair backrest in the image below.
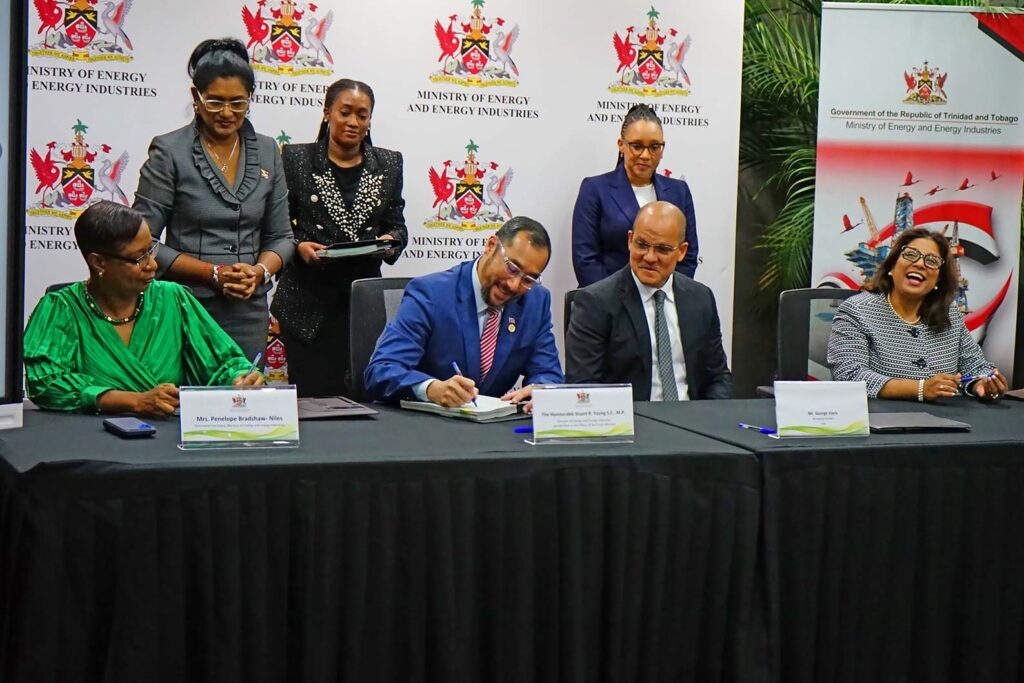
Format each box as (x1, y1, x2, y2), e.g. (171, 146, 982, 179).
(777, 287, 857, 381)
(349, 277, 412, 401)
(563, 289, 579, 336)
(45, 282, 77, 294)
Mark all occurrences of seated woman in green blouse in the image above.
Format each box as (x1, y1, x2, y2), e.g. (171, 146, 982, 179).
(24, 200, 263, 418)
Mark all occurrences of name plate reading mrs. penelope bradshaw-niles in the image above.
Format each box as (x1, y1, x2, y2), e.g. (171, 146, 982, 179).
(528, 384, 634, 444)
(178, 385, 299, 450)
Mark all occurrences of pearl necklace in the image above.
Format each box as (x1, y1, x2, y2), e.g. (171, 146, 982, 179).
(885, 293, 921, 325)
(83, 282, 145, 325)
(203, 133, 238, 174)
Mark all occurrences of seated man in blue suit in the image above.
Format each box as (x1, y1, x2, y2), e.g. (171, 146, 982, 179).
(566, 201, 731, 401)
(365, 216, 564, 408)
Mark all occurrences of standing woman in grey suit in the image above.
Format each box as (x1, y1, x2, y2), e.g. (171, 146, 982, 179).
(271, 79, 407, 396)
(133, 38, 295, 360)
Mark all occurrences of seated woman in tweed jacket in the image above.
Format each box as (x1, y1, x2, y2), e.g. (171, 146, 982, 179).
(827, 227, 1007, 402)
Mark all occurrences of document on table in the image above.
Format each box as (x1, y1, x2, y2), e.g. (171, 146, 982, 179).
(399, 395, 524, 423)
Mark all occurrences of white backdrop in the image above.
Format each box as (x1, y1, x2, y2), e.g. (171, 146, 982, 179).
(24, 0, 744, 366)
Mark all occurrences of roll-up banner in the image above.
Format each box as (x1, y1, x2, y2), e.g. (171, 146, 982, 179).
(812, 3, 1024, 378)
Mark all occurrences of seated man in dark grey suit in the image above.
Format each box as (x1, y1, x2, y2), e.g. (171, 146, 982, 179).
(565, 201, 732, 401)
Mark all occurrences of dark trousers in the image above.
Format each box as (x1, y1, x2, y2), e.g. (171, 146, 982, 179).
(279, 298, 351, 398)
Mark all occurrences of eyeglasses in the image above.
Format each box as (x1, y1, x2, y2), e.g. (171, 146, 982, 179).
(197, 92, 250, 114)
(900, 246, 944, 270)
(622, 139, 666, 155)
(496, 240, 542, 289)
(631, 237, 679, 257)
(102, 240, 160, 267)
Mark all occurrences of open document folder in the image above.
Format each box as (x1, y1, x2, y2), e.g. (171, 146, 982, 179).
(399, 395, 526, 423)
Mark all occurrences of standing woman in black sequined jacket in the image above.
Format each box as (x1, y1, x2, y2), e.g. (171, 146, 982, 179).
(271, 79, 407, 396)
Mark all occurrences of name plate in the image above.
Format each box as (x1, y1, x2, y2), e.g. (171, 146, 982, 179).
(774, 381, 869, 437)
(179, 385, 300, 450)
(530, 384, 634, 444)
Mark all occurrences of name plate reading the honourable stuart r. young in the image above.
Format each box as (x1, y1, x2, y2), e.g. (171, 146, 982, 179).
(529, 384, 634, 445)
(178, 385, 300, 450)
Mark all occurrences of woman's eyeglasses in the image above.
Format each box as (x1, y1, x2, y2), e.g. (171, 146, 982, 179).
(900, 246, 944, 270)
(197, 93, 250, 114)
(103, 240, 160, 267)
(621, 139, 666, 155)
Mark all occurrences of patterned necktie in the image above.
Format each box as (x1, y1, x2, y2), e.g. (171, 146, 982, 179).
(653, 290, 679, 401)
(480, 306, 500, 380)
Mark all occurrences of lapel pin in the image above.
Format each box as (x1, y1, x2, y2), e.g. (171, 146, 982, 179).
(508, 316, 517, 333)
(261, 168, 270, 179)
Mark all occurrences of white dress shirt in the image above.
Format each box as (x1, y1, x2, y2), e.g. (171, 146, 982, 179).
(414, 259, 499, 400)
(630, 270, 688, 401)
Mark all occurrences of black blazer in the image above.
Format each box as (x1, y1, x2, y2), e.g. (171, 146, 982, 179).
(565, 266, 732, 401)
(271, 139, 407, 341)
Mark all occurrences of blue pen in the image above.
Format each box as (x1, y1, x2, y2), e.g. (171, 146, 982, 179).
(450, 361, 478, 407)
(248, 352, 263, 375)
(738, 422, 776, 435)
(514, 426, 533, 434)
(960, 372, 995, 384)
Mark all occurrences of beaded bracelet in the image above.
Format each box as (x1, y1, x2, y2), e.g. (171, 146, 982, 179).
(917, 378, 924, 402)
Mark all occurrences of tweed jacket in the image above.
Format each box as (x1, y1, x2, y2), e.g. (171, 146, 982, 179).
(271, 139, 407, 341)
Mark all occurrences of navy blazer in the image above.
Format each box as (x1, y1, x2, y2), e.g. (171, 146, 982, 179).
(571, 163, 698, 287)
(364, 260, 564, 402)
(565, 267, 731, 401)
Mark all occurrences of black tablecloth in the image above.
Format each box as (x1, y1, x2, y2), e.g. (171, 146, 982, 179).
(638, 398, 1024, 683)
(0, 407, 761, 683)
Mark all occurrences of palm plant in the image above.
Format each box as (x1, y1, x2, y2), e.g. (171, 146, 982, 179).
(742, 0, 1010, 297)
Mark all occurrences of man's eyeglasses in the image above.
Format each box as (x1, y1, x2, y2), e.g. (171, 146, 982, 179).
(496, 240, 542, 289)
(102, 240, 160, 267)
(197, 92, 250, 114)
(622, 139, 666, 155)
(631, 237, 679, 257)
(900, 246, 944, 270)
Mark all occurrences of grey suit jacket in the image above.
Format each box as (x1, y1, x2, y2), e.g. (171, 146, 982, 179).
(565, 266, 732, 401)
(133, 120, 295, 299)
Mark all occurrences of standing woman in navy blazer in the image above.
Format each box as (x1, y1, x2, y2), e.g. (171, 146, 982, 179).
(572, 103, 698, 287)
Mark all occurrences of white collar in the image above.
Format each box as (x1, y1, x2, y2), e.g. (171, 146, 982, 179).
(472, 258, 490, 315)
(630, 269, 675, 305)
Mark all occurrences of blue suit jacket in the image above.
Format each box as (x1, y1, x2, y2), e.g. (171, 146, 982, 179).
(571, 163, 698, 287)
(364, 260, 564, 402)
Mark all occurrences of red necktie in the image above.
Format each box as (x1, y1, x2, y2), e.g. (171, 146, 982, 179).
(480, 306, 500, 380)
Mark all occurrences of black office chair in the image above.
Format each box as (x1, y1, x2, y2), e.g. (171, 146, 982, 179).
(349, 277, 411, 401)
(45, 282, 77, 294)
(563, 289, 579, 336)
(756, 287, 858, 397)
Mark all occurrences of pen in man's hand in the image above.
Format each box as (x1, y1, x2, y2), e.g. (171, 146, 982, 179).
(450, 361, 478, 407)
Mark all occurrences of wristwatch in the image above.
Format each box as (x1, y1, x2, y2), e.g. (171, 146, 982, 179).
(255, 263, 272, 285)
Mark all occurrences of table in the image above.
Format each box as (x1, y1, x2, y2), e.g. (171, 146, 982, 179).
(637, 398, 1024, 683)
(0, 407, 761, 683)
